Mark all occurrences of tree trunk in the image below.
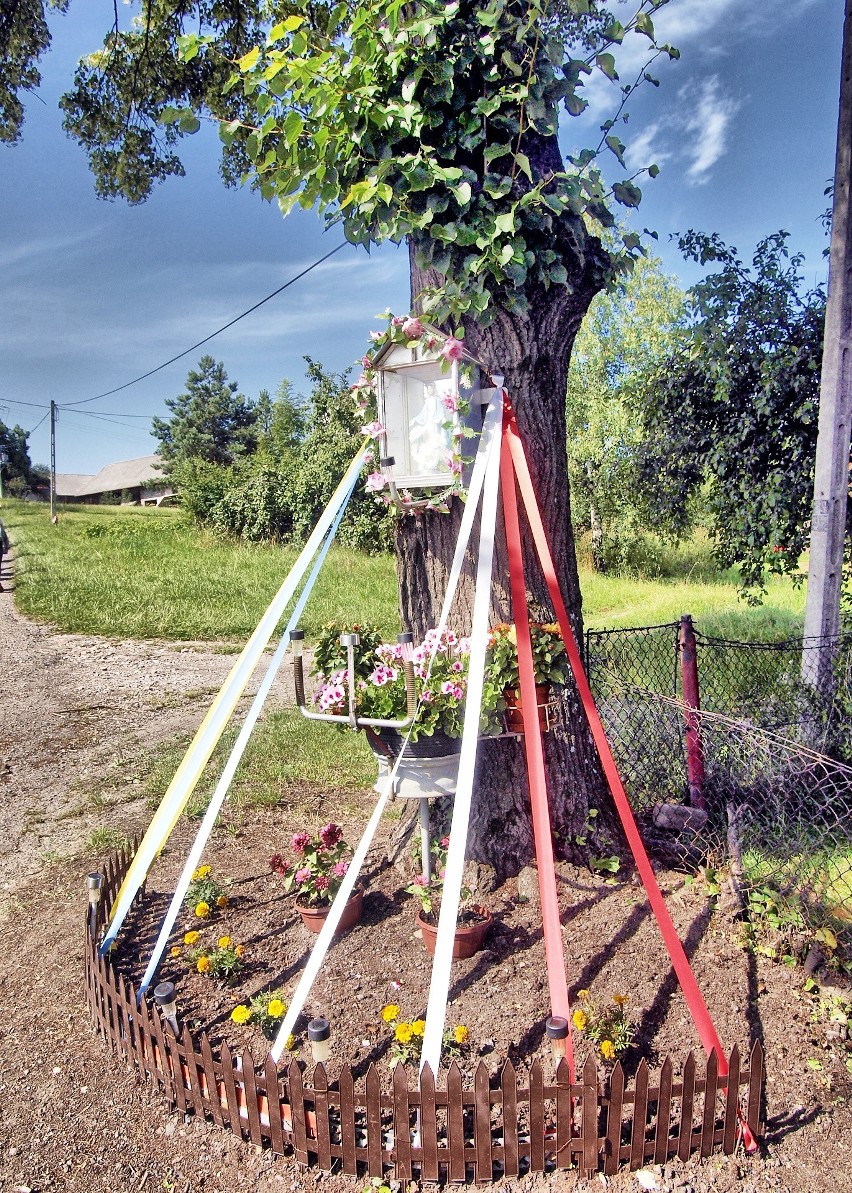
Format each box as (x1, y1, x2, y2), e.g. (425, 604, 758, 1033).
(395, 215, 611, 879)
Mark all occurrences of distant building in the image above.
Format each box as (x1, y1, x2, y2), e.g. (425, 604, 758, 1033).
(54, 454, 175, 506)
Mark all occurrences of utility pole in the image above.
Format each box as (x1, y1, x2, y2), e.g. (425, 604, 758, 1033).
(50, 399, 57, 524)
(0, 447, 7, 501)
(802, 0, 852, 692)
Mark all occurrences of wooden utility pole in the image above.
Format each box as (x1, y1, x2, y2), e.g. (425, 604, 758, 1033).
(802, 0, 852, 692)
(49, 399, 57, 524)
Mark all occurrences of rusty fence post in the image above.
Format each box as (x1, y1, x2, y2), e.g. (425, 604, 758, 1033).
(678, 615, 706, 810)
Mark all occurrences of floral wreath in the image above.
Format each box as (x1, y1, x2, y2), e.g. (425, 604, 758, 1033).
(350, 312, 483, 514)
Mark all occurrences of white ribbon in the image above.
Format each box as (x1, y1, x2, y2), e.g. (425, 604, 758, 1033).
(101, 446, 369, 954)
(136, 491, 353, 995)
(419, 390, 503, 1075)
(268, 391, 505, 1063)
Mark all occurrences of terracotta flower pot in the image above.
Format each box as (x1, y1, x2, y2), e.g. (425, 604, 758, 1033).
(296, 885, 363, 935)
(503, 684, 552, 733)
(417, 906, 492, 959)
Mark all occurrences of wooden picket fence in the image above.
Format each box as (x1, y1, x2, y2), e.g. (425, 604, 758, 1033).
(85, 845, 764, 1182)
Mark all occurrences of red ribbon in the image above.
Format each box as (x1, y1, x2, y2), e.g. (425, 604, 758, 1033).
(502, 403, 757, 1152)
(500, 411, 575, 1083)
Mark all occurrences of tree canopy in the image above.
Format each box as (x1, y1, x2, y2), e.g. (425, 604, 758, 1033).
(641, 231, 827, 597)
(0, 419, 36, 494)
(151, 355, 261, 469)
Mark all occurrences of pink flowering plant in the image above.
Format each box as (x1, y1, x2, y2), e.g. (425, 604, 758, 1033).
(350, 312, 478, 512)
(270, 823, 352, 908)
(311, 625, 471, 743)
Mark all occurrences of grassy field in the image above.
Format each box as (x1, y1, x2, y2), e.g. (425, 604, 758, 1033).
(2, 499, 806, 643)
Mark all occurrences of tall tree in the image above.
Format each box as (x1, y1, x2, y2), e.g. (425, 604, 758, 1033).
(152, 355, 260, 470)
(565, 251, 686, 569)
(641, 231, 828, 599)
(22, 0, 678, 875)
(0, 419, 35, 493)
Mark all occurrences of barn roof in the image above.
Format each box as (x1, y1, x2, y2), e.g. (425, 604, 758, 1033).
(55, 454, 167, 498)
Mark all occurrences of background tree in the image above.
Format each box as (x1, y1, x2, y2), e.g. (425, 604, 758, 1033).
(641, 231, 828, 599)
(0, 419, 35, 495)
(30, 0, 677, 875)
(565, 250, 686, 570)
(152, 355, 261, 471)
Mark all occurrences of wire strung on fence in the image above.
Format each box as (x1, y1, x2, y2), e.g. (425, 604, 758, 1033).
(585, 623, 852, 967)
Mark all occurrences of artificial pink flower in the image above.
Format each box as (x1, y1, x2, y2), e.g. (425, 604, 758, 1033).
(441, 337, 464, 362)
(365, 471, 387, 492)
(402, 316, 424, 339)
(361, 420, 386, 438)
(442, 393, 459, 412)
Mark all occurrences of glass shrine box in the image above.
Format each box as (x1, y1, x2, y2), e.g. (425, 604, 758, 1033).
(373, 340, 493, 492)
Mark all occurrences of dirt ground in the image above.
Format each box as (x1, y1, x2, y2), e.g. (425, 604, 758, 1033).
(0, 552, 850, 1193)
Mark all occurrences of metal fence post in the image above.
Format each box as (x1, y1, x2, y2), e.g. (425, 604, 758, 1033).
(678, 615, 706, 810)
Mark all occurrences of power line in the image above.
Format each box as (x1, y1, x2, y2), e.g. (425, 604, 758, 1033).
(27, 411, 50, 435)
(63, 409, 155, 434)
(61, 241, 350, 409)
(1, 397, 51, 411)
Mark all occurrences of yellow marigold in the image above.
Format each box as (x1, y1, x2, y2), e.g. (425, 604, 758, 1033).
(600, 1040, 616, 1061)
(267, 999, 286, 1019)
(395, 1022, 414, 1044)
(234, 944, 245, 957)
(195, 901, 211, 919)
(285, 1033, 297, 1052)
(196, 955, 211, 974)
(192, 865, 211, 880)
(411, 1019, 426, 1038)
(572, 1010, 588, 1031)
(612, 993, 628, 1006)
(577, 989, 590, 1000)
(217, 936, 232, 949)
(381, 1004, 400, 1023)
(453, 1025, 469, 1045)
(183, 930, 200, 945)
(231, 1004, 252, 1025)
(216, 895, 229, 908)
(170, 946, 182, 958)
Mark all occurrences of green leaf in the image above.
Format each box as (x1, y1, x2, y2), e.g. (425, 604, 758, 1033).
(268, 16, 303, 43)
(806, 1058, 823, 1071)
(612, 180, 642, 208)
(501, 50, 524, 77)
(602, 20, 625, 43)
(635, 12, 655, 40)
(648, 163, 660, 178)
(605, 135, 626, 167)
(238, 47, 261, 73)
(178, 112, 200, 134)
(595, 53, 618, 81)
(494, 211, 515, 235)
(514, 152, 532, 181)
(453, 181, 472, 206)
(176, 34, 200, 63)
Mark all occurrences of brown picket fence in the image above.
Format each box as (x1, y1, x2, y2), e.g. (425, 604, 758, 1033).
(86, 844, 764, 1182)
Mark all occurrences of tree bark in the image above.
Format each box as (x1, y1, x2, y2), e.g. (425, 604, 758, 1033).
(395, 210, 611, 879)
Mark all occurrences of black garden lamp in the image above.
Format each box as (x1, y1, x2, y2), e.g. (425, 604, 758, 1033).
(154, 980, 179, 1034)
(308, 1017, 331, 1065)
(545, 1015, 570, 1066)
(86, 872, 103, 938)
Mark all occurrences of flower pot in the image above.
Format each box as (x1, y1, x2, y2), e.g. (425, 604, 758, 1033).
(296, 885, 363, 935)
(503, 684, 552, 734)
(416, 906, 492, 959)
(369, 728, 462, 799)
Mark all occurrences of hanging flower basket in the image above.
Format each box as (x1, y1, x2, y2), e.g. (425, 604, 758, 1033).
(369, 727, 463, 759)
(416, 905, 492, 959)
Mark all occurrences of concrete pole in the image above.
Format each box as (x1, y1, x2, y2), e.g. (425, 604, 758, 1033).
(802, 0, 852, 692)
(50, 400, 57, 524)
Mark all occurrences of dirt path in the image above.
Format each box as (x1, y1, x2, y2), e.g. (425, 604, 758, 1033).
(0, 560, 849, 1193)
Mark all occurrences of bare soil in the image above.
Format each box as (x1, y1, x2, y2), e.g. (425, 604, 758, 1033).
(0, 554, 850, 1193)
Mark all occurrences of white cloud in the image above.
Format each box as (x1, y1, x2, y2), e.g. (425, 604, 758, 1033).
(624, 122, 671, 173)
(680, 76, 741, 183)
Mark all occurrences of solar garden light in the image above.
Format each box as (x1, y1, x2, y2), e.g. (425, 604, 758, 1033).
(86, 872, 103, 938)
(154, 980, 179, 1034)
(545, 1016, 570, 1066)
(308, 1017, 331, 1065)
(290, 629, 306, 707)
(397, 632, 417, 721)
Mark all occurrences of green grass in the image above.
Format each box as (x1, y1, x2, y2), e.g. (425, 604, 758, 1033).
(3, 500, 399, 640)
(3, 498, 807, 643)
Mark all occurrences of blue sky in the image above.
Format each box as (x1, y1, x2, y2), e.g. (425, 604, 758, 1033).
(0, 0, 841, 475)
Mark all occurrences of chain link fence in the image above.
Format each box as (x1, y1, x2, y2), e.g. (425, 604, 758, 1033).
(585, 620, 852, 964)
